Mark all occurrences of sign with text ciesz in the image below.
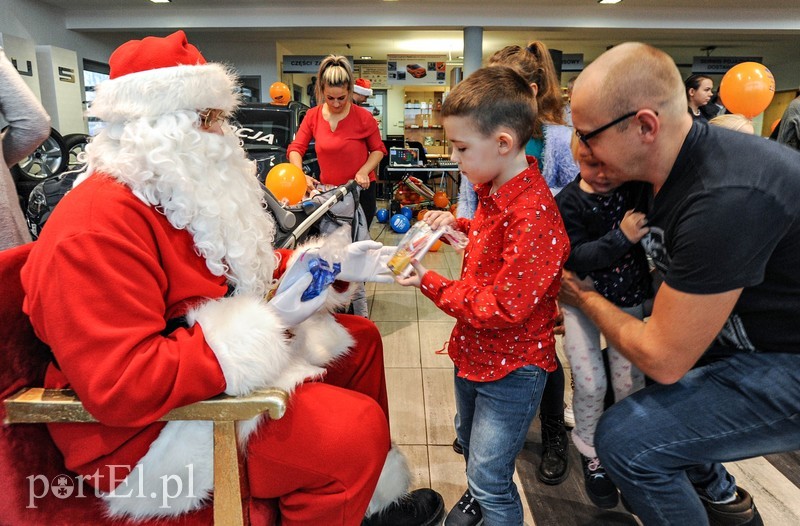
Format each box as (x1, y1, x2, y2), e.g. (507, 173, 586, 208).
(387, 55, 447, 86)
(283, 55, 354, 74)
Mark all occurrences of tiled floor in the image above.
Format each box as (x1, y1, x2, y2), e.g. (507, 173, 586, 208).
(366, 213, 800, 526)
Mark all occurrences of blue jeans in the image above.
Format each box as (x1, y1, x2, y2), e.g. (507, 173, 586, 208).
(596, 352, 800, 525)
(454, 365, 548, 526)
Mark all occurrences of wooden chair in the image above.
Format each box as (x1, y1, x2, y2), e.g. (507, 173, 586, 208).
(1, 243, 284, 526)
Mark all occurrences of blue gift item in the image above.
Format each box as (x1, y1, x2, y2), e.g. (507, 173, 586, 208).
(302, 257, 341, 301)
(276, 249, 340, 302)
(390, 213, 411, 233)
(376, 208, 390, 223)
(400, 206, 413, 219)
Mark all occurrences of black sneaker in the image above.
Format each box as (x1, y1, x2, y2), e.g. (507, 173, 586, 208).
(444, 489, 483, 526)
(363, 488, 446, 526)
(452, 437, 464, 455)
(581, 455, 619, 509)
(703, 486, 764, 526)
(538, 414, 569, 485)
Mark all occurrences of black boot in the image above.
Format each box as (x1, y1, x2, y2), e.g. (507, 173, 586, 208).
(363, 488, 446, 526)
(538, 414, 569, 485)
(581, 454, 619, 509)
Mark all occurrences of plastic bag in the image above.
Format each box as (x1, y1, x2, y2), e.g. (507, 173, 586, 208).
(387, 222, 468, 278)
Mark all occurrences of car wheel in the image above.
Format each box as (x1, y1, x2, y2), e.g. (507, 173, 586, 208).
(11, 127, 68, 182)
(62, 133, 90, 169)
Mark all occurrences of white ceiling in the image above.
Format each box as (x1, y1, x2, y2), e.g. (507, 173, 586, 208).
(34, 0, 800, 72)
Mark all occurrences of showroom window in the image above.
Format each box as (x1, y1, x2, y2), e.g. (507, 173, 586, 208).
(83, 59, 109, 135)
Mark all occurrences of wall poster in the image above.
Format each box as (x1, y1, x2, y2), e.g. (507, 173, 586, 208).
(387, 54, 448, 86)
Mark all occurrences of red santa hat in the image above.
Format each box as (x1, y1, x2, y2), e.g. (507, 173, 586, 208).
(88, 30, 239, 123)
(354, 78, 373, 97)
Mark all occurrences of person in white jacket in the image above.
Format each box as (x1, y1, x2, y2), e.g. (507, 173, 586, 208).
(0, 46, 51, 250)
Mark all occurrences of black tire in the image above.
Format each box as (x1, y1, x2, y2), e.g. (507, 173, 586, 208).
(62, 133, 90, 170)
(11, 127, 68, 182)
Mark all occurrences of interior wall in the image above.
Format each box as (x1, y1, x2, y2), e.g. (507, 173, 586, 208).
(189, 36, 279, 103)
(0, 0, 280, 105)
(0, 0, 114, 68)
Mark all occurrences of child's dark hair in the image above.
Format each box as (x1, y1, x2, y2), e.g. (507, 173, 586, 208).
(442, 66, 536, 149)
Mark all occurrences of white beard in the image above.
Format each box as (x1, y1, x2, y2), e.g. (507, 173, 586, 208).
(84, 111, 277, 296)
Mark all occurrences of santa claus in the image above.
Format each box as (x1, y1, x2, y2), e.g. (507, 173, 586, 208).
(20, 30, 443, 525)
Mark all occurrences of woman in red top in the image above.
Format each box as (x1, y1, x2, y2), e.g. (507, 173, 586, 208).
(287, 55, 386, 226)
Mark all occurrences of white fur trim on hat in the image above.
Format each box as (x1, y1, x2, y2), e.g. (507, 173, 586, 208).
(89, 63, 240, 123)
(354, 79, 373, 97)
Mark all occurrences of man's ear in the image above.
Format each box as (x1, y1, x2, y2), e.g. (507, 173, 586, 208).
(637, 109, 660, 144)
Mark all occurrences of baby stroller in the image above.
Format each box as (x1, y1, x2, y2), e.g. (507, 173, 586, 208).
(264, 179, 372, 316)
(263, 179, 367, 249)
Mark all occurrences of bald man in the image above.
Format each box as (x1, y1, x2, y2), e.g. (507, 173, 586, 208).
(561, 42, 800, 526)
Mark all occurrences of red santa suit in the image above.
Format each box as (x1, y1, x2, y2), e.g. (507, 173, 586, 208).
(19, 30, 411, 525)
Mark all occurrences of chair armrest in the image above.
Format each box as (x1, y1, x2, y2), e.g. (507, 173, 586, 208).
(4, 388, 288, 425)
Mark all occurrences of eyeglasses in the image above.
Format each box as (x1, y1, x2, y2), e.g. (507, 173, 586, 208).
(575, 110, 657, 147)
(198, 109, 228, 128)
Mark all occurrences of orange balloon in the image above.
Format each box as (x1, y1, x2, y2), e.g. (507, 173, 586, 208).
(265, 163, 306, 205)
(719, 62, 775, 118)
(270, 82, 292, 105)
(771, 118, 782, 134)
(429, 239, 443, 252)
(433, 191, 450, 209)
(417, 209, 428, 221)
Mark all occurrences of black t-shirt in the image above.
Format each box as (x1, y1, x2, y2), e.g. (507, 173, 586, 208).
(642, 121, 800, 354)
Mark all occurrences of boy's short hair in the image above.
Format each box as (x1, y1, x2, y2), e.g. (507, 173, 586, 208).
(442, 66, 536, 149)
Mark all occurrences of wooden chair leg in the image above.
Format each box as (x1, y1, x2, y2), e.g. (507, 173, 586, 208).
(214, 421, 244, 526)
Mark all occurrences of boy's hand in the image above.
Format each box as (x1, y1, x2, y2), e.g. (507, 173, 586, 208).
(620, 210, 649, 243)
(423, 210, 456, 230)
(395, 259, 428, 288)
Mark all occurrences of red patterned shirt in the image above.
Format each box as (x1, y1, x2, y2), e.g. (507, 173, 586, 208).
(419, 161, 569, 381)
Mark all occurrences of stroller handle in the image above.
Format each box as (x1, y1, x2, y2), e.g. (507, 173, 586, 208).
(278, 179, 359, 249)
(262, 185, 298, 231)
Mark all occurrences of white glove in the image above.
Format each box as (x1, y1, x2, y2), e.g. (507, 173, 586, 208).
(337, 240, 396, 283)
(269, 272, 329, 327)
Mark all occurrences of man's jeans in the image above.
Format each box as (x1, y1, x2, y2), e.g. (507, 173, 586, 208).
(454, 365, 548, 526)
(596, 352, 800, 525)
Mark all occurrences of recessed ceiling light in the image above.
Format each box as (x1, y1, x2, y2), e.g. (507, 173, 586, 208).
(360, 56, 373, 60)
(598, 0, 622, 4)
(150, 0, 171, 3)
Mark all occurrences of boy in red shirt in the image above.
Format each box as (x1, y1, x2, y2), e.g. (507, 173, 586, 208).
(397, 66, 569, 525)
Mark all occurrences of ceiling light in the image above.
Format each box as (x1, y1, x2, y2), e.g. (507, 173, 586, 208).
(360, 56, 373, 60)
(598, 0, 622, 3)
(150, 0, 171, 3)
